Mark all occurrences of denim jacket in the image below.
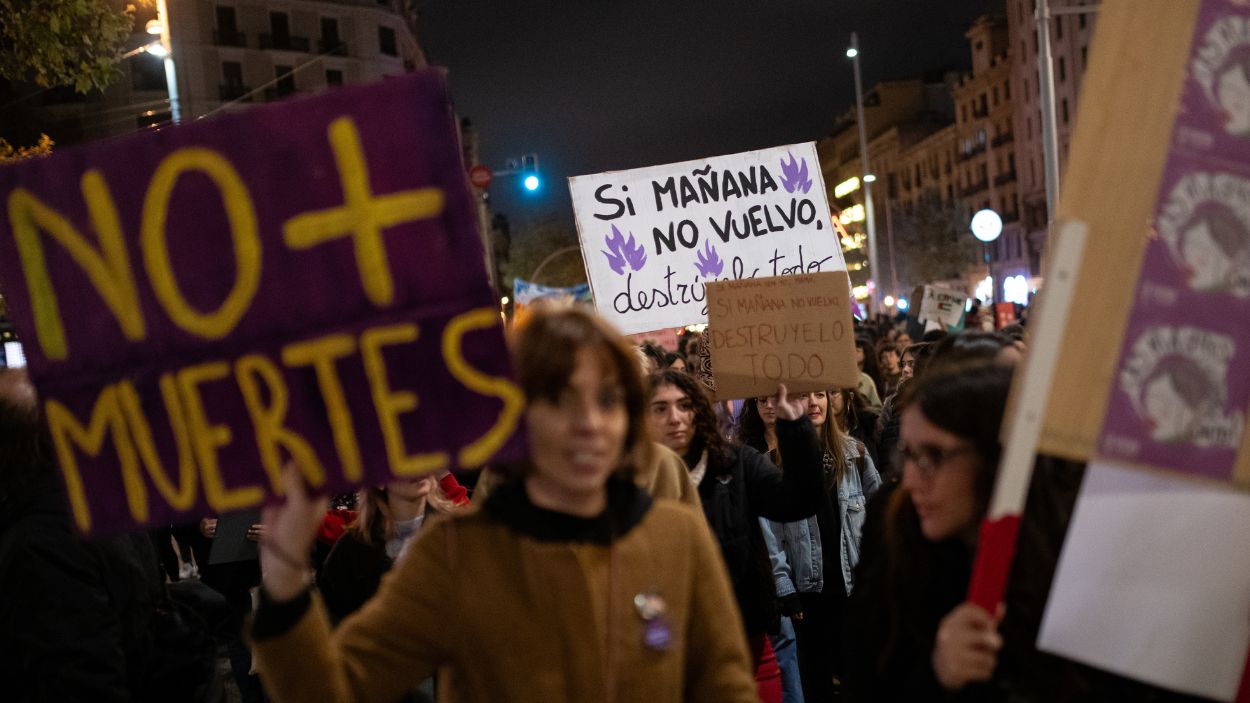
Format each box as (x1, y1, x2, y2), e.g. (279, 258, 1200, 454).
(763, 442, 882, 596)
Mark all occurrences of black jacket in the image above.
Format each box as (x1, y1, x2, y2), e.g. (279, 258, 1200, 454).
(695, 416, 823, 637)
(0, 484, 163, 702)
(319, 531, 394, 625)
(845, 461, 1218, 703)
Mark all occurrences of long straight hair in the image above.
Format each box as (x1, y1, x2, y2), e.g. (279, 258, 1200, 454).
(348, 479, 460, 547)
(875, 360, 1013, 668)
(737, 391, 852, 489)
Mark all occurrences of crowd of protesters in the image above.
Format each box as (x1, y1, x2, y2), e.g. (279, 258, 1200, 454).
(0, 303, 1217, 702)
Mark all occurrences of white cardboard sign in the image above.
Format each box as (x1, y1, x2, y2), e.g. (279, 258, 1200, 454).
(917, 284, 969, 330)
(1037, 461, 1250, 701)
(569, 142, 846, 335)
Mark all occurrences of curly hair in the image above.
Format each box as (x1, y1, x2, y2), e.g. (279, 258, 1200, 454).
(649, 368, 730, 468)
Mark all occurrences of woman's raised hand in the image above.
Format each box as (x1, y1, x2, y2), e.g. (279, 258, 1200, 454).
(772, 384, 808, 422)
(259, 464, 329, 602)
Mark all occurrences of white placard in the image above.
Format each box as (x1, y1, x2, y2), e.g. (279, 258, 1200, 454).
(570, 143, 846, 335)
(917, 285, 969, 330)
(1037, 461, 1250, 701)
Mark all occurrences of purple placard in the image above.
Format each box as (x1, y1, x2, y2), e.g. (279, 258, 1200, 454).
(1097, 2, 1250, 482)
(0, 72, 526, 535)
(1171, 0, 1250, 171)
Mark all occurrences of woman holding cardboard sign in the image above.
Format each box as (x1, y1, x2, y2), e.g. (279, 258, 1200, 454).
(646, 369, 824, 703)
(249, 308, 758, 703)
(739, 388, 881, 701)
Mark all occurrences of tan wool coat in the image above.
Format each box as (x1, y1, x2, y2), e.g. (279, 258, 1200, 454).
(252, 497, 755, 703)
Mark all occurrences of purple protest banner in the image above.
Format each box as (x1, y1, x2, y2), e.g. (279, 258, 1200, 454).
(0, 71, 526, 536)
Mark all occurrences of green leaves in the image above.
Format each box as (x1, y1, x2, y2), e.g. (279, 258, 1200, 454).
(0, 0, 141, 93)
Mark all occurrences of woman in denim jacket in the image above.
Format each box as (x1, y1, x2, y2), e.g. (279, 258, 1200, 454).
(741, 390, 882, 702)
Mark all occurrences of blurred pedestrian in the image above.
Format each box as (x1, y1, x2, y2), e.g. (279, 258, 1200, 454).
(251, 308, 758, 702)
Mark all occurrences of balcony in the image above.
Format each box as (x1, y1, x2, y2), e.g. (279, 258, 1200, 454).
(259, 34, 310, 52)
(957, 144, 986, 163)
(991, 131, 1014, 148)
(318, 39, 348, 56)
(960, 181, 989, 197)
(993, 169, 1018, 186)
(219, 84, 252, 102)
(213, 30, 247, 47)
(264, 86, 303, 101)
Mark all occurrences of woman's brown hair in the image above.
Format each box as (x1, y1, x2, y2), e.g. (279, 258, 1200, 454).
(499, 307, 650, 480)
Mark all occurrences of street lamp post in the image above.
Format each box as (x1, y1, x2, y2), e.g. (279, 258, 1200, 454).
(848, 32, 882, 314)
(1035, 0, 1060, 224)
(1035, 1, 1101, 224)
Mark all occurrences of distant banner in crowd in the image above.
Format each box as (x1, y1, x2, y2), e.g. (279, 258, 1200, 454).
(705, 272, 857, 401)
(0, 72, 526, 536)
(915, 285, 969, 332)
(569, 143, 846, 335)
(511, 278, 593, 327)
(512, 278, 592, 307)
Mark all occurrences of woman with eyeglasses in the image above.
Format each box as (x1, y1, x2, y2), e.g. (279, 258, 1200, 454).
(739, 389, 881, 702)
(844, 360, 1014, 701)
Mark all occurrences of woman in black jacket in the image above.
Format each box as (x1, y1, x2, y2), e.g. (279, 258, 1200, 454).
(646, 369, 822, 703)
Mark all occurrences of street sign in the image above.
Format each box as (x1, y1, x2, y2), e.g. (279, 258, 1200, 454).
(469, 164, 492, 189)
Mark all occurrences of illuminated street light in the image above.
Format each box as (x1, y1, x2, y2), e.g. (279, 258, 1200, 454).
(523, 174, 540, 191)
(846, 47, 859, 58)
(971, 208, 1004, 243)
(863, 174, 877, 183)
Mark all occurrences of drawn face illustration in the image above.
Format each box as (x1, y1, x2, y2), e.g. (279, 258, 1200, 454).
(1180, 218, 1234, 291)
(1217, 62, 1250, 136)
(1142, 373, 1198, 443)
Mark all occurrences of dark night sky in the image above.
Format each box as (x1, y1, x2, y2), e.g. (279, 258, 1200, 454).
(417, 1, 999, 222)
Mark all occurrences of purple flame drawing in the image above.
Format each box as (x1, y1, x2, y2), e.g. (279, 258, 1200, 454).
(779, 152, 812, 194)
(694, 240, 724, 278)
(601, 224, 647, 275)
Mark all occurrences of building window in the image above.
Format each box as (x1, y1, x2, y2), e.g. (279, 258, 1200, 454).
(131, 54, 167, 91)
(1004, 80, 1011, 100)
(977, 129, 986, 145)
(1055, 16, 1063, 39)
(1058, 57, 1066, 82)
(1079, 13, 1087, 29)
(220, 60, 245, 100)
(270, 12, 290, 43)
(320, 17, 344, 55)
(275, 65, 295, 97)
(961, 104, 967, 122)
(378, 26, 397, 56)
(1061, 98, 1070, 124)
(326, 69, 343, 86)
(993, 86, 999, 106)
(215, 5, 244, 46)
(1081, 46, 1088, 67)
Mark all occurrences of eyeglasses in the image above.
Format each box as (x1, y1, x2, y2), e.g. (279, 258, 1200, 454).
(897, 442, 977, 479)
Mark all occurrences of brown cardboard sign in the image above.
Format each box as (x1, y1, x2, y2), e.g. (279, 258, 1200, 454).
(706, 272, 857, 400)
